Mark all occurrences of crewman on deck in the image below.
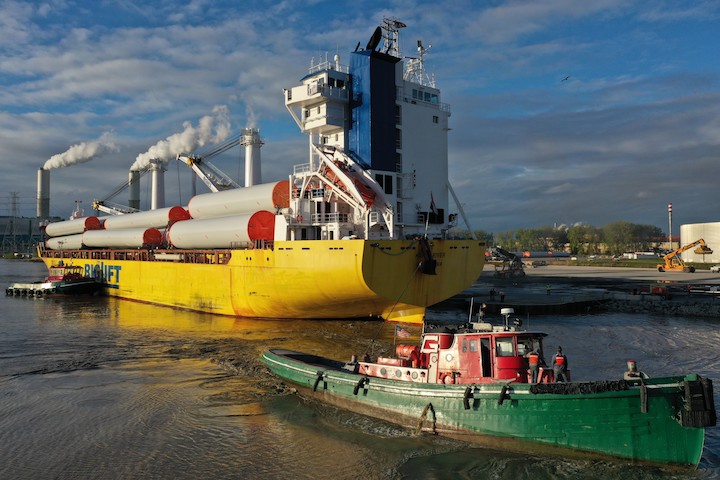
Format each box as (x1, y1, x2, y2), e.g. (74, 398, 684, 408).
(525, 349, 541, 383)
(552, 346, 568, 383)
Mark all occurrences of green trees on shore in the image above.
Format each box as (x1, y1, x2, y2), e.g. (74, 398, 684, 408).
(471, 221, 664, 255)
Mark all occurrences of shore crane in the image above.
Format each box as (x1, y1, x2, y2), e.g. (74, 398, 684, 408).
(657, 239, 713, 272)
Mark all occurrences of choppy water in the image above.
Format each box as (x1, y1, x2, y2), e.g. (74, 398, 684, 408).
(1, 259, 719, 479)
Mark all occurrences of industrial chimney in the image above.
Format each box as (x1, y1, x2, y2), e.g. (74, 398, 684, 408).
(36, 168, 50, 219)
(128, 169, 141, 210)
(240, 128, 263, 187)
(149, 159, 165, 210)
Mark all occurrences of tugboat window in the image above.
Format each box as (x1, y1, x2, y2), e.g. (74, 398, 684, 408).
(496, 338, 514, 357)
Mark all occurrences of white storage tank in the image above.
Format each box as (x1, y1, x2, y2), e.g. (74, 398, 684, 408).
(680, 222, 720, 263)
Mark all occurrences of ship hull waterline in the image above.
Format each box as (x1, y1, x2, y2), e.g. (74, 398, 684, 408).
(261, 349, 707, 467)
(39, 238, 486, 323)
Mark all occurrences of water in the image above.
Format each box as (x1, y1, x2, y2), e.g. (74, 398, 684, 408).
(1, 259, 719, 479)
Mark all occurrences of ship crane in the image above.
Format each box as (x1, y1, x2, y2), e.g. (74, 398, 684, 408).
(92, 165, 150, 215)
(176, 134, 242, 193)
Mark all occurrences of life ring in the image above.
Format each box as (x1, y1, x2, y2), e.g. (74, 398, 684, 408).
(296, 214, 303, 223)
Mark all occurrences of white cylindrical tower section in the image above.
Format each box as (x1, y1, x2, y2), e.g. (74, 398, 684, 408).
(240, 128, 263, 187)
(128, 170, 141, 210)
(83, 227, 164, 249)
(149, 159, 165, 210)
(36, 168, 50, 219)
(103, 206, 190, 230)
(46, 234, 84, 250)
(166, 211, 275, 249)
(187, 181, 289, 219)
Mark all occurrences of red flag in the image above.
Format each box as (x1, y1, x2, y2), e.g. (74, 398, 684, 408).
(395, 325, 411, 338)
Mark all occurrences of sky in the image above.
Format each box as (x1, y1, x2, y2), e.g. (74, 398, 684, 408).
(1, 0, 718, 235)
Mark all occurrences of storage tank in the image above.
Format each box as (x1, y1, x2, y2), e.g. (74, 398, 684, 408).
(103, 206, 190, 230)
(46, 234, 84, 250)
(167, 211, 275, 249)
(45, 216, 102, 237)
(680, 222, 720, 263)
(187, 181, 289, 219)
(83, 228, 164, 248)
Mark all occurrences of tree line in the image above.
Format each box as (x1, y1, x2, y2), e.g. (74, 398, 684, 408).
(467, 222, 665, 256)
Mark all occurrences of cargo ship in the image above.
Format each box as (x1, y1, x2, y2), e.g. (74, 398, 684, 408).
(37, 19, 486, 324)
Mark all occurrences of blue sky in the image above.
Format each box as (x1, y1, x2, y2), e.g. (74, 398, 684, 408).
(1, 0, 718, 234)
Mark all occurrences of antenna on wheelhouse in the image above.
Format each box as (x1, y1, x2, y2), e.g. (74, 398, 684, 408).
(404, 39, 434, 87)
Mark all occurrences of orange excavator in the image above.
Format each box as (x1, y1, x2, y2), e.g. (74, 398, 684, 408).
(657, 239, 713, 272)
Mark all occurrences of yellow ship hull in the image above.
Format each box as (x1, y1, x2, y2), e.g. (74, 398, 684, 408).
(39, 238, 485, 324)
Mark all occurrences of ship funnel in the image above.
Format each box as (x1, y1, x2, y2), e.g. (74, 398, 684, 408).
(36, 168, 50, 219)
(240, 128, 263, 187)
(149, 159, 166, 210)
(128, 169, 141, 210)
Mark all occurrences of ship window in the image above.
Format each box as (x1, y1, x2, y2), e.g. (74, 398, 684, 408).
(433, 115, 439, 124)
(384, 175, 393, 195)
(495, 338, 515, 357)
(462, 338, 467, 352)
(469, 340, 477, 352)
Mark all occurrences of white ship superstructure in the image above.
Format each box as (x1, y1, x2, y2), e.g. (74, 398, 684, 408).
(283, 18, 458, 242)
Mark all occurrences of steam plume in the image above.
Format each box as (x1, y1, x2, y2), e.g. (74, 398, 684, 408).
(131, 105, 231, 171)
(44, 132, 119, 170)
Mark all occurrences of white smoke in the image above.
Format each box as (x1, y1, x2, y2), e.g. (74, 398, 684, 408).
(131, 105, 231, 171)
(43, 131, 119, 170)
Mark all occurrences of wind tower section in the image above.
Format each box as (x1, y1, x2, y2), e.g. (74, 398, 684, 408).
(241, 128, 263, 187)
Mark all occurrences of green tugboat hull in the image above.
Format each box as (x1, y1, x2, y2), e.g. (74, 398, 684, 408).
(262, 349, 712, 466)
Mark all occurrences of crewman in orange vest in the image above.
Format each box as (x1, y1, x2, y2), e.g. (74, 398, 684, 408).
(526, 350, 540, 383)
(552, 346, 568, 382)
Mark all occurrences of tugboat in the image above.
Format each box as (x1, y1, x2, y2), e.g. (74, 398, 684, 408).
(262, 307, 716, 466)
(6, 261, 101, 297)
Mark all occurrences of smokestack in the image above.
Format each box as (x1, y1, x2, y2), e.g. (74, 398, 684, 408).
(36, 168, 50, 219)
(149, 159, 165, 210)
(240, 128, 263, 187)
(128, 170, 141, 210)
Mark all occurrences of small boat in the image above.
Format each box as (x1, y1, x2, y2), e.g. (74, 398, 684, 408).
(261, 308, 716, 466)
(6, 262, 101, 297)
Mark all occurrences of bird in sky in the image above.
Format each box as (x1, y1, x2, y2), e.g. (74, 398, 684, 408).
(561, 75, 570, 82)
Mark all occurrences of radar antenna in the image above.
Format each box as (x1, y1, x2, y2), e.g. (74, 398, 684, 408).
(404, 39, 434, 87)
(381, 17, 406, 57)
